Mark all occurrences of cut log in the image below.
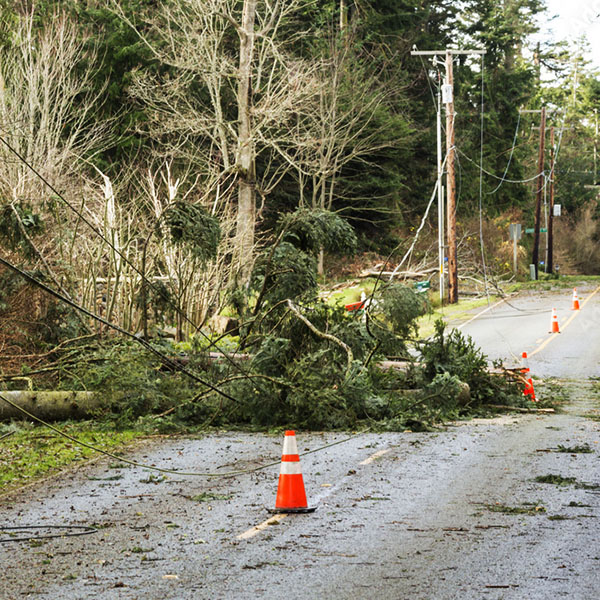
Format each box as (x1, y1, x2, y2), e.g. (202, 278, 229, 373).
(378, 360, 419, 372)
(485, 404, 554, 413)
(0, 391, 100, 421)
(358, 268, 436, 280)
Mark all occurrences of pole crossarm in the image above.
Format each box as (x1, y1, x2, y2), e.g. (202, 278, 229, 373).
(411, 50, 486, 56)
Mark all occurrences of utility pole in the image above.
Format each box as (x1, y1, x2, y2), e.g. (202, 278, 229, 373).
(436, 74, 445, 304)
(410, 47, 486, 304)
(531, 106, 546, 279)
(547, 126, 555, 274)
(521, 107, 564, 278)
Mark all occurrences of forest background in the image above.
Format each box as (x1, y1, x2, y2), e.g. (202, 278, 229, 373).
(0, 0, 598, 434)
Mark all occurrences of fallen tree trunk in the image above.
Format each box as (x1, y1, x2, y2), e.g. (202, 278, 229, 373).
(358, 267, 436, 280)
(485, 404, 554, 414)
(0, 391, 100, 421)
(0, 362, 522, 422)
(377, 360, 416, 372)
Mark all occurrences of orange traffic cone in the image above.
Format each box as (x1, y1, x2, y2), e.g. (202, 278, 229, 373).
(549, 308, 560, 333)
(269, 431, 316, 514)
(572, 288, 580, 311)
(521, 351, 536, 401)
(523, 377, 537, 402)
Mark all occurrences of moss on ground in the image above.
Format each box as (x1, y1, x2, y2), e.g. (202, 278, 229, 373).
(0, 422, 144, 494)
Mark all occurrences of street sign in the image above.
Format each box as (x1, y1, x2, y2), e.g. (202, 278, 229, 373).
(509, 223, 522, 240)
(525, 228, 535, 234)
(554, 204, 561, 216)
(540, 227, 547, 233)
(509, 224, 522, 275)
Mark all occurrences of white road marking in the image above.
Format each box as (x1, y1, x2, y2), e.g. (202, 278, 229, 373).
(457, 297, 508, 329)
(359, 449, 390, 465)
(239, 448, 393, 540)
(237, 513, 288, 540)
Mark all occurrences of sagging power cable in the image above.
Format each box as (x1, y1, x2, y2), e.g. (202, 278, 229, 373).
(0, 392, 367, 479)
(456, 148, 542, 184)
(0, 525, 97, 544)
(487, 112, 522, 195)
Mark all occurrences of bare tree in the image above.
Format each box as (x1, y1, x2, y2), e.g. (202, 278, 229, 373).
(119, 0, 313, 282)
(0, 9, 109, 288)
(138, 162, 238, 340)
(264, 30, 402, 272)
(0, 10, 107, 204)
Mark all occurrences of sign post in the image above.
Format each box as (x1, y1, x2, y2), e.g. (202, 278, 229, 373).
(509, 223, 522, 275)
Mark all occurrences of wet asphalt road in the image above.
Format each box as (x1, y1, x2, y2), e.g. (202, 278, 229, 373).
(454, 283, 600, 379)
(1, 285, 600, 599)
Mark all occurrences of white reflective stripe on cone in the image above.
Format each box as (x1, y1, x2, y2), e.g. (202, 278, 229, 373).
(280, 462, 303, 475)
(282, 435, 298, 456)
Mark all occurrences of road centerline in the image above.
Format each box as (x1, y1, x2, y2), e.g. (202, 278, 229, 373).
(529, 284, 600, 358)
(456, 297, 509, 330)
(237, 446, 394, 540)
(237, 513, 288, 540)
(359, 449, 390, 465)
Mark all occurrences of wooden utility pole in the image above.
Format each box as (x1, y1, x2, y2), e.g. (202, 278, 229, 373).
(436, 74, 445, 304)
(532, 106, 546, 279)
(547, 126, 555, 274)
(410, 47, 485, 304)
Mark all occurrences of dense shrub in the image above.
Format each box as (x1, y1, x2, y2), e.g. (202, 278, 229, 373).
(420, 319, 521, 407)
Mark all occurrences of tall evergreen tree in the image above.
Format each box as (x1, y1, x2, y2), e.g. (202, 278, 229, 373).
(453, 0, 546, 215)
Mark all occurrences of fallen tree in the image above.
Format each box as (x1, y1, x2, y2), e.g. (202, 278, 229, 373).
(0, 391, 99, 421)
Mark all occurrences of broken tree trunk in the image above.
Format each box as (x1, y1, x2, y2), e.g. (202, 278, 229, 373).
(0, 391, 100, 421)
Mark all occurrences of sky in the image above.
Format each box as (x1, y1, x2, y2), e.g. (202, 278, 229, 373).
(538, 0, 600, 69)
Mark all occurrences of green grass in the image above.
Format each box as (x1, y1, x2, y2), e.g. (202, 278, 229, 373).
(324, 274, 600, 338)
(324, 280, 377, 307)
(0, 421, 144, 494)
(506, 275, 600, 293)
(416, 295, 500, 338)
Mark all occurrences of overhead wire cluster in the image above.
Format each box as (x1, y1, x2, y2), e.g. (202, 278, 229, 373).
(0, 131, 290, 485)
(414, 46, 576, 311)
